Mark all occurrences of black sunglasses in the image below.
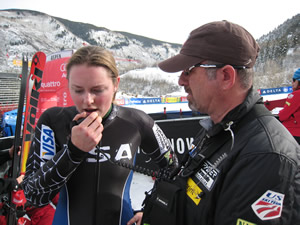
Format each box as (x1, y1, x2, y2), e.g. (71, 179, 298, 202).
(183, 63, 247, 75)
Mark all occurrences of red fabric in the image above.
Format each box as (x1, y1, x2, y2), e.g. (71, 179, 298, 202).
(264, 98, 286, 111)
(18, 216, 32, 225)
(25, 194, 58, 225)
(26, 204, 55, 225)
(278, 89, 300, 136)
(12, 190, 27, 207)
(36, 54, 73, 121)
(0, 216, 32, 225)
(0, 195, 57, 225)
(51, 193, 59, 205)
(0, 215, 7, 224)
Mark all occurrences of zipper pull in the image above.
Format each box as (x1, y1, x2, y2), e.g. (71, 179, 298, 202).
(224, 121, 234, 151)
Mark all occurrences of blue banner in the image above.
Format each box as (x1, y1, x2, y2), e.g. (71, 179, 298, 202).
(125, 98, 162, 105)
(125, 98, 143, 105)
(141, 98, 162, 104)
(259, 86, 292, 96)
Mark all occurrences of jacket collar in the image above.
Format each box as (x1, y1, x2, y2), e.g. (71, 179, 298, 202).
(200, 87, 262, 136)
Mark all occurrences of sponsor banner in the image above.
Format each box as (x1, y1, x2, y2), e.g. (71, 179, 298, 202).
(36, 50, 74, 121)
(123, 98, 162, 105)
(37, 92, 58, 120)
(157, 118, 201, 158)
(56, 88, 73, 107)
(141, 98, 161, 104)
(125, 98, 143, 105)
(161, 97, 180, 103)
(180, 96, 188, 102)
(13, 59, 32, 67)
(259, 86, 292, 96)
(46, 50, 73, 62)
(37, 91, 73, 121)
(135, 117, 202, 170)
(40, 57, 69, 93)
(121, 97, 190, 105)
(115, 99, 125, 105)
(165, 97, 180, 103)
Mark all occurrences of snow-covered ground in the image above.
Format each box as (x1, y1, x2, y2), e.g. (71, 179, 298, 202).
(130, 172, 154, 210)
(125, 102, 190, 114)
(261, 93, 288, 102)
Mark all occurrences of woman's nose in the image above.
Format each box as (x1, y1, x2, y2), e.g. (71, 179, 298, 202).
(83, 92, 94, 104)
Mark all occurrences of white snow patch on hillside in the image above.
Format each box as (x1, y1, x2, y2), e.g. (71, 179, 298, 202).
(121, 67, 182, 85)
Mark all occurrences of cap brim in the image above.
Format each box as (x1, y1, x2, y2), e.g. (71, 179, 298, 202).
(158, 53, 204, 73)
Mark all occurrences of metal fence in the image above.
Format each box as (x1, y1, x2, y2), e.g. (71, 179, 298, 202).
(0, 73, 20, 115)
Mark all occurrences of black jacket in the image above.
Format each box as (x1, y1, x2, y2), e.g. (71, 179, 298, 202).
(182, 89, 300, 225)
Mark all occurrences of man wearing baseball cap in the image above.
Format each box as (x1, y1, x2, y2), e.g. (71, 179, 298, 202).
(142, 21, 300, 225)
(279, 68, 300, 144)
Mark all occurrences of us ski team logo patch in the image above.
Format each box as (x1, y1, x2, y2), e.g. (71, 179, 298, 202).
(251, 190, 284, 220)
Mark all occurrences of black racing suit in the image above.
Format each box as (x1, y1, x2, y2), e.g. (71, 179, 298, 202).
(22, 104, 177, 225)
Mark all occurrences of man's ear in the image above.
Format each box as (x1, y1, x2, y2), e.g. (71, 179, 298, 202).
(217, 65, 236, 90)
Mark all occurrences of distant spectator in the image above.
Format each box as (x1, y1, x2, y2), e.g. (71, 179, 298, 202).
(279, 68, 300, 144)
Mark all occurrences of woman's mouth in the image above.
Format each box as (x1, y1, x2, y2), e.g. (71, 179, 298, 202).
(84, 109, 98, 114)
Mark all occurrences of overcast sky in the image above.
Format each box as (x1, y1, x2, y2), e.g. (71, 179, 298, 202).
(0, 0, 299, 44)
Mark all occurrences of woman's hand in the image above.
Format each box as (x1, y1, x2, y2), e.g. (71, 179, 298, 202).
(127, 212, 143, 225)
(16, 175, 24, 184)
(71, 112, 103, 152)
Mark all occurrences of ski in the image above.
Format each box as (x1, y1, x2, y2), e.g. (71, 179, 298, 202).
(7, 52, 46, 225)
(20, 52, 46, 175)
(7, 55, 29, 225)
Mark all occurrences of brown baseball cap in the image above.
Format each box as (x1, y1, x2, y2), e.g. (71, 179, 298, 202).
(159, 20, 260, 72)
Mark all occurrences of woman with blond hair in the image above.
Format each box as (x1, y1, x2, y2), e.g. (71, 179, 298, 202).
(22, 46, 177, 225)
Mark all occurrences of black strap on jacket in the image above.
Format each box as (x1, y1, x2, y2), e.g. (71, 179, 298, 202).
(179, 103, 272, 178)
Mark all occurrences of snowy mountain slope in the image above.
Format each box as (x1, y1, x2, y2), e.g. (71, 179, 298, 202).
(1, 9, 300, 92)
(118, 67, 183, 97)
(0, 9, 181, 74)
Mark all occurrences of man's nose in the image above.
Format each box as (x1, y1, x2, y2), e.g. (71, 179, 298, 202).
(178, 72, 188, 86)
